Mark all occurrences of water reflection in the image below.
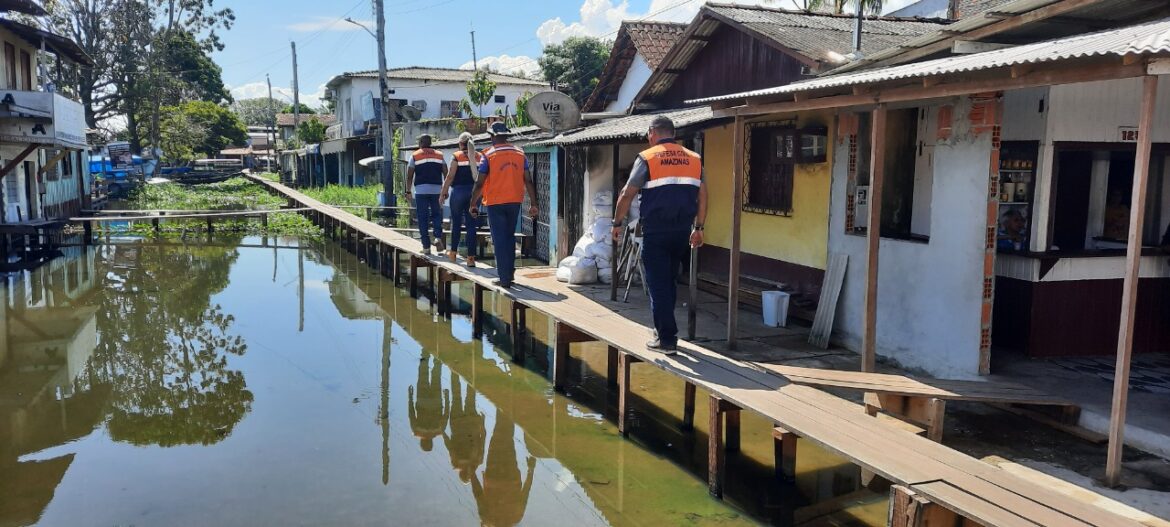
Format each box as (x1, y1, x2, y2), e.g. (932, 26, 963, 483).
(2, 237, 882, 527)
(444, 373, 485, 483)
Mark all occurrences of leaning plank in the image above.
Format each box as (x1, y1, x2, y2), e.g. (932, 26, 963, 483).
(809, 253, 848, 348)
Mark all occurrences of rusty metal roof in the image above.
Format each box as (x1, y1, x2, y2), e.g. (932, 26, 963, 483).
(538, 107, 721, 146)
(689, 16, 1170, 104)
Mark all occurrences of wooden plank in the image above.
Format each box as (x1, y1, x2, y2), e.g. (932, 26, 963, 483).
(727, 115, 745, 348)
(862, 105, 887, 373)
(890, 485, 967, 527)
(809, 253, 848, 348)
(911, 480, 1037, 527)
(991, 404, 1108, 444)
(1107, 75, 1157, 487)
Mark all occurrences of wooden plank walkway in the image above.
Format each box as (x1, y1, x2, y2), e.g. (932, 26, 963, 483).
(244, 174, 1142, 527)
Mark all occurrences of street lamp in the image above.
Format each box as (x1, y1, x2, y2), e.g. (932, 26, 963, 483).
(345, 6, 395, 215)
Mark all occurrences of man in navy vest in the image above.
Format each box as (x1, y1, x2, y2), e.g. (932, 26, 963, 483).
(612, 116, 707, 355)
(406, 134, 446, 255)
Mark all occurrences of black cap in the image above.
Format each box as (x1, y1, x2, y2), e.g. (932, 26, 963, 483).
(487, 122, 511, 137)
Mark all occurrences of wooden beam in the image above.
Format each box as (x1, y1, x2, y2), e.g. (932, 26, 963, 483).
(727, 115, 745, 348)
(889, 485, 961, 527)
(472, 283, 485, 338)
(921, 76, 941, 88)
(0, 144, 38, 179)
(773, 426, 797, 482)
(617, 352, 636, 435)
(682, 382, 696, 430)
(1010, 64, 1034, 78)
(607, 345, 619, 388)
(862, 104, 887, 373)
(715, 61, 1147, 118)
(951, 40, 1013, 54)
(1106, 75, 1158, 488)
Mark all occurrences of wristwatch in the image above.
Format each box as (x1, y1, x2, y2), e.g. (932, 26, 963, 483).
(693, 224, 704, 231)
(613, 219, 624, 228)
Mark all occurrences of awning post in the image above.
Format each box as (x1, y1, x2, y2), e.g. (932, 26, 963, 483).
(862, 104, 887, 373)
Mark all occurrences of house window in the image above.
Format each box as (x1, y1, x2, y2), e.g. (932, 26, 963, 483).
(440, 100, 462, 118)
(744, 121, 797, 215)
(4, 43, 15, 90)
(62, 151, 74, 179)
(494, 95, 505, 103)
(851, 108, 932, 241)
(19, 50, 31, 91)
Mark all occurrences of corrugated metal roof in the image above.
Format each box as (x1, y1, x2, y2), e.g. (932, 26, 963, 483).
(276, 113, 338, 127)
(344, 67, 547, 86)
(689, 16, 1170, 104)
(707, 4, 948, 59)
(538, 107, 720, 146)
(401, 125, 547, 150)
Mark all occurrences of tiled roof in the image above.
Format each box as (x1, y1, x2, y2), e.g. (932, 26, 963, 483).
(625, 21, 689, 69)
(689, 17, 1170, 105)
(705, 4, 949, 58)
(582, 21, 687, 112)
(275, 113, 338, 127)
(539, 107, 721, 146)
(342, 67, 547, 86)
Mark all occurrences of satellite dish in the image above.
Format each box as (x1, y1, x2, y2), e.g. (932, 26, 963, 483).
(526, 91, 580, 132)
(400, 105, 422, 122)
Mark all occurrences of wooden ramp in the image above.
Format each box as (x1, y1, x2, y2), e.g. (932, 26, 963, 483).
(244, 175, 1142, 527)
(752, 363, 1081, 441)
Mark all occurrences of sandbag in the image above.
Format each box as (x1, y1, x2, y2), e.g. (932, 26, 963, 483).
(598, 266, 613, 284)
(572, 236, 592, 257)
(591, 222, 611, 243)
(556, 265, 572, 283)
(568, 257, 598, 284)
(585, 241, 612, 261)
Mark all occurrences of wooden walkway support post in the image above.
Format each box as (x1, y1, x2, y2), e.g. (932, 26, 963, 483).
(408, 256, 419, 298)
(509, 301, 527, 362)
(888, 485, 961, 527)
(607, 345, 619, 388)
(682, 382, 696, 430)
(1106, 75, 1158, 487)
(471, 283, 485, 338)
(773, 426, 797, 482)
(727, 115, 745, 349)
(553, 322, 593, 392)
(862, 104, 888, 373)
(708, 396, 742, 497)
(617, 353, 639, 436)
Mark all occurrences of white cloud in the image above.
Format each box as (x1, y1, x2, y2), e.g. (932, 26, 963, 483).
(287, 16, 374, 32)
(534, 0, 799, 46)
(458, 55, 541, 78)
(229, 82, 327, 108)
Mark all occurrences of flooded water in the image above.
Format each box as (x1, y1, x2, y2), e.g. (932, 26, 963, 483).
(0, 236, 885, 526)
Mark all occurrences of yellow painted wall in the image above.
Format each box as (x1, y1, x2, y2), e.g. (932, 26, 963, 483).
(703, 111, 833, 271)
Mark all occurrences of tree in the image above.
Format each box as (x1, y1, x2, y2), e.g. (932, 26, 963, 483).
(538, 36, 610, 105)
(231, 97, 280, 127)
(158, 100, 246, 161)
(296, 117, 327, 144)
(512, 91, 535, 127)
(281, 103, 316, 115)
(465, 69, 497, 119)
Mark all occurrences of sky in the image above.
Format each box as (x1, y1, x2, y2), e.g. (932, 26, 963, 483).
(214, 0, 919, 109)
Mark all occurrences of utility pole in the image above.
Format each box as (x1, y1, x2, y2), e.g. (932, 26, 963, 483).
(470, 29, 478, 70)
(375, 0, 394, 212)
(291, 41, 300, 149)
(266, 74, 277, 173)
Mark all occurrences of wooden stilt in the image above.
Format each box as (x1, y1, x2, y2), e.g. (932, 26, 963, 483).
(682, 382, 696, 430)
(1107, 75, 1159, 488)
(472, 283, 485, 338)
(888, 485, 960, 527)
(773, 426, 797, 482)
(617, 353, 637, 436)
(409, 256, 419, 298)
(725, 405, 741, 452)
(865, 393, 947, 442)
(510, 302, 527, 362)
(708, 395, 726, 497)
(607, 345, 619, 388)
(553, 322, 592, 392)
(442, 270, 453, 318)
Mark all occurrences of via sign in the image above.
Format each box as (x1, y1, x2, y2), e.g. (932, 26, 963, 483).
(1120, 126, 1140, 142)
(525, 91, 580, 132)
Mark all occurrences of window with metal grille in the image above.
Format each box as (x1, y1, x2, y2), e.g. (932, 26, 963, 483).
(744, 121, 796, 215)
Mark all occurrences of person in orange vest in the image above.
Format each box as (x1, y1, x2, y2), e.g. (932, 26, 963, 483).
(439, 132, 484, 266)
(405, 134, 446, 255)
(611, 116, 707, 355)
(469, 123, 538, 288)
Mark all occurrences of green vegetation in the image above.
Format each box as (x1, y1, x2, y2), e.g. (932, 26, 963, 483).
(466, 69, 498, 119)
(296, 116, 327, 144)
(117, 177, 320, 237)
(539, 36, 611, 105)
(300, 183, 381, 207)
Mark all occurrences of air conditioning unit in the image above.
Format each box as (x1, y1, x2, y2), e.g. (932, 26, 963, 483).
(410, 100, 427, 112)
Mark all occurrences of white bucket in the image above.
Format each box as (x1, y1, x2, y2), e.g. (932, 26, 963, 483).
(761, 291, 790, 328)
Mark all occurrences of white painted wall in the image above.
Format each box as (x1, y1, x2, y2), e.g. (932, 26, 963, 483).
(1045, 76, 1170, 143)
(332, 76, 546, 137)
(828, 99, 990, 379)
(604, 53, 653, 114)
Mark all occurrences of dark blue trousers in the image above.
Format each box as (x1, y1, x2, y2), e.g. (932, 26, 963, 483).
(448, 185, 478, 258)
(414, 194, 443, 249)
(641, 229, 690, 346)
(487, 203, 521, 283)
